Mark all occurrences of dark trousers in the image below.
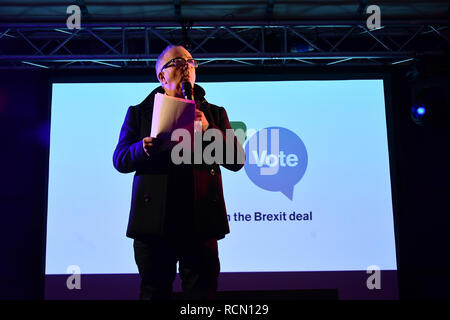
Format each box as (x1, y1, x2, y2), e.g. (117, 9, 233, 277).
(133, 236, 220, 300)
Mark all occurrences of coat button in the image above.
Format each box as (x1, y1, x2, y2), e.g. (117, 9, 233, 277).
(210, 168, 215, 175)
(144, 194, 151, 203)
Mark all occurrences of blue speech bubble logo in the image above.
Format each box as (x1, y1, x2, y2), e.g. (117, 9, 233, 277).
(244, 127, 308, 200)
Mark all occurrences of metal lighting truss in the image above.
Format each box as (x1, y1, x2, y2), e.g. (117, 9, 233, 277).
(0, 20, 448, 69)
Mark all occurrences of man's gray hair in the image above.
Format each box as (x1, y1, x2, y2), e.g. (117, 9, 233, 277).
(155, 44, 181, 79)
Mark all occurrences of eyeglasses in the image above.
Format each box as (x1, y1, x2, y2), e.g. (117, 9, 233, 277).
(159, 57, 199, 73)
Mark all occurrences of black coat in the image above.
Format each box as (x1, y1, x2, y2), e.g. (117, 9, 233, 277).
(113, 84, 245, 241)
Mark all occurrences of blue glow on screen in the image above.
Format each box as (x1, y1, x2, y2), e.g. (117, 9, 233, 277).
(46, 80, 397, 274)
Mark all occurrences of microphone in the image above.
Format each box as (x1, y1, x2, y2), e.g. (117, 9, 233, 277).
(181, 81, 193, 101)
(182, 81, 201, 133)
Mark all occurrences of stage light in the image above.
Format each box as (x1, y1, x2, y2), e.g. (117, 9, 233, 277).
(416, 106, 426, 115)
(410, 84, 449, 129)
(290, 44, 314, 53)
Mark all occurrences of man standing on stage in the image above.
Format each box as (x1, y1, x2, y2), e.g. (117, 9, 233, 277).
(113, 45, 245, 300)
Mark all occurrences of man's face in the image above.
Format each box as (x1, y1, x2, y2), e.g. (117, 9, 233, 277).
(158, 46, 196, 96)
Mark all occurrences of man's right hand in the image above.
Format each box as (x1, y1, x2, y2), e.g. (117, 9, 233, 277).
(142, 137, 159, 157)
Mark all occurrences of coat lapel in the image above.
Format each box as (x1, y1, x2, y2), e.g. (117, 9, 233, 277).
(198, 100, 215, 129)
